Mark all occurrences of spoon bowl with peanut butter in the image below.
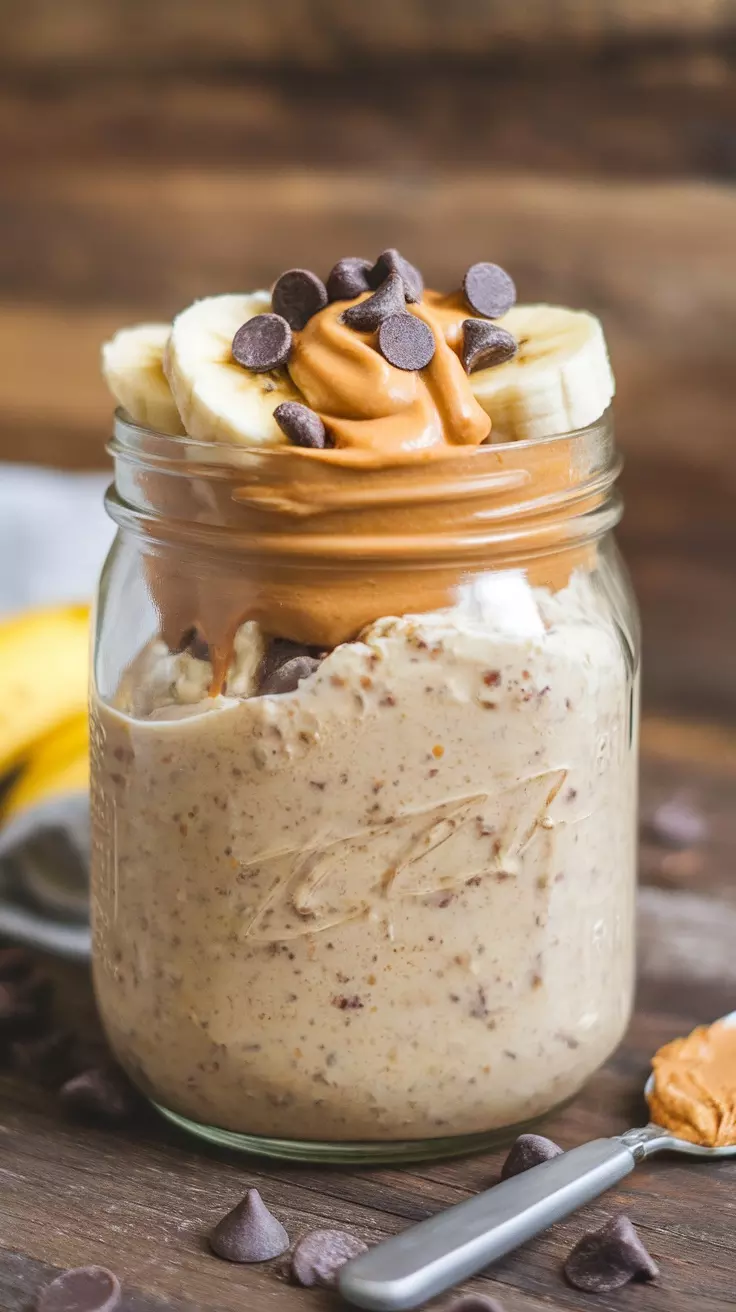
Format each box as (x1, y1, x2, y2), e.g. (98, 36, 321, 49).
(340, 1012, 736, 1311)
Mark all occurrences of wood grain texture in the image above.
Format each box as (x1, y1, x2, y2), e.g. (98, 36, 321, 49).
(0, 733, 734, 1311)
(2, 0, 736, 71)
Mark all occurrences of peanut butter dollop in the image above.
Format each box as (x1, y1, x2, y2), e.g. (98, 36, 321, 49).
(288, 291, 490, 459)
(647, 1019, 736, 1146)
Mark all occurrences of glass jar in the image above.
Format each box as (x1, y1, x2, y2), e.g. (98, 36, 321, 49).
(91, 409, 639, 1163)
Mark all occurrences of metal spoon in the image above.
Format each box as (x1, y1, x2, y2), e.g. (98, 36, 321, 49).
(339, 1011, 736, 1311)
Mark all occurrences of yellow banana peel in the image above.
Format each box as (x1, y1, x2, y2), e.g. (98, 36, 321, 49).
(0, 603, 90, 777)
(1, 710, 89, 821)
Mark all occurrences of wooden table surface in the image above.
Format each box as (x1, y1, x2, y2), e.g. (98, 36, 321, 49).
(1, 3, 735, 1309)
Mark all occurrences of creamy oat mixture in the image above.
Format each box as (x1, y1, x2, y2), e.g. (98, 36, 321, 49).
(92, 570, 636, 1140)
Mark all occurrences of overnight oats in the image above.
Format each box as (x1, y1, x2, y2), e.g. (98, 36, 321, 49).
(93, 251, 639, 1161)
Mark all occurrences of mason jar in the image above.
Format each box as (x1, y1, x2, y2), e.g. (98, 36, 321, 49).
(90, 408, 639, 1163)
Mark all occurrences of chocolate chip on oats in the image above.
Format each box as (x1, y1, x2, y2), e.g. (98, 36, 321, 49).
(645, 795, 708, 849)
(272, 268, 328, 330)
(37, 1265, 121, 1312)
(232, 314, 292, 372)
(378, 313, 435, 371)
(369, 249, 424, 303)
(462, 319, 517, 373)
(342, 273, 406, 332)
(501, 1132, 563, 1180)
(564, 1216, 658, 1292)
(274, 401, 328, 450)
(175, 626, 209, 662)
(210, 1188, 290, 1263)
(291, 1229, 368, 1288)
(463, 263, 516, 319)
(447, 1295, 506, 1312)
(59, 1066, 140, 1124)
(326, 257, 373, 302)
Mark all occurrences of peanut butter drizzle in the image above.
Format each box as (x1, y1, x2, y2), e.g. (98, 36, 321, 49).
(647, 1020, 736, 1147)
(288, 291, 490, 459)
(133, 287, 613, 689)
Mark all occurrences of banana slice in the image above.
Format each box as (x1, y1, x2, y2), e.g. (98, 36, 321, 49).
(164, 293, 302, 446)
(470, 305, 615, 442)
(101, 324, 185, 434)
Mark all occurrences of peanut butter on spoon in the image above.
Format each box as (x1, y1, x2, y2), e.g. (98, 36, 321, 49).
(647, 1019, 736, 1147)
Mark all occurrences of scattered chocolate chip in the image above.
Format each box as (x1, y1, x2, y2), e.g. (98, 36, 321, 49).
(0, 974, 53, 1037)
(564, 1215, 658, 1292)
(210, 1188, 289, 1263)
(0, 946, 34, 981)
(272, 268, 328, 331)
(175, 626, 209, 662)
(291, 1229, 368, 1288)
(261, 654, 322, 695)
(342, 274, 406, 332)
(369, 249, 424, 303)
(59, 1065, 140, 1124)
(501, 1132, 563, 1180)
(232, 314, 292, 372)
(378, 312, 435, 371)
(12, 1029, 77, 1088)
(447, 1295, 506, 1312)
(645, 795, 708, 848)
(462, 319, 517, 373)
(274, 401, 328, 450)
(37, 1265, 121, 1312)
(463, 263, 516, 319)
(326, 257, 373, 302)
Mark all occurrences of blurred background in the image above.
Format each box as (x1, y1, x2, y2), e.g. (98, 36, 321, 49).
(0, 0, 734, 726)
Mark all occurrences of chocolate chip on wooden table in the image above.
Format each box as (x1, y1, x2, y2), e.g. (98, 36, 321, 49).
(369, 248, 424, 303)
(463, 262, 516, 319)
(291, 1228, 368, 1288)
(210, 1187, 290, 1262)
(564, 1215, 659, 1292)
(232, 314, 292, 372)
(272, 268, 328, 330)
(378, 313, 435, 371)
(342, 273, 406, 332)
(36, 1265, 121, 1312)
(59, 1065, 140, 1124)
(500, 1132, 563, 1180)
(326, 256, 373, 302)
(462, 319, 517, 374)
(274, 401, 328, 449)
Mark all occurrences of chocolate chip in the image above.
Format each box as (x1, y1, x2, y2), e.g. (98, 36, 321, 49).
(210, 1188, 289, 1263)
(342, 273, 406, 332)
(0, 974, 53, 1037)
(645, 795, 708, 848)
(261, 655, 321, 695)
(369, 249, 424, 303)
(378, 313, 435, 371)
(463, 263, 516, 319)
(274, 401, 328, 450)
(272, 269, 328, 330)
(59, 1065, 140, 1124)
(447, 1296, 506, 1312)
(12, 1029, 77, 1088)
(564, 1215, 659, 1292)
(0, 946, 34, 980)
(37, 1265, 121, 1312)
(232, 314, 292, 372)
(291, 1229, 368, 1288)
(326, 257, 373, 302)
(462, 320, 517, 373)
(501, 1133, 563, 1180)
(175, 626, 209, 662)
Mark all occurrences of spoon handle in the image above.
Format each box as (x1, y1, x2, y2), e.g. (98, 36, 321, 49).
(339, 1137, 637, 1311)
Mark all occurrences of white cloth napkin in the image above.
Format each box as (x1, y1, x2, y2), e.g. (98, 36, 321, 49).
(0, 464, 113, 957)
